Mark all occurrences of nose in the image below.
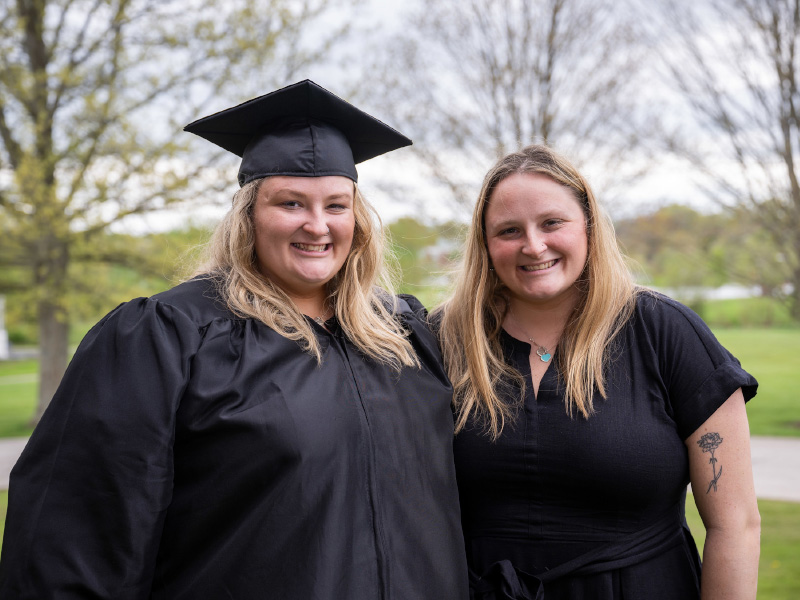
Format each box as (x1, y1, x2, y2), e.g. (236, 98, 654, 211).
(302, 209, 330, 238)
(522, 230, 546, 256)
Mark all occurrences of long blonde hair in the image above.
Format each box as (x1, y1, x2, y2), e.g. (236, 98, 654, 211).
(196, 178, 419, 369)
(435, 145, 636, 438)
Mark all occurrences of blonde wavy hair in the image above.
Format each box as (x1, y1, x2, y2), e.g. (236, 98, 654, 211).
(435, 145, 637, 439)
(196, 178, 419, 369)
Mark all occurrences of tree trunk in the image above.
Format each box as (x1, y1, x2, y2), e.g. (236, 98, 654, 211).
(31, 237, 70, 426)
(33, 298, 69, 425)
(791, 229, 800, 322)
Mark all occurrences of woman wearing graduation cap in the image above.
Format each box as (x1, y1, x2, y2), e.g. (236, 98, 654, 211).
(0, 81, 469, 600)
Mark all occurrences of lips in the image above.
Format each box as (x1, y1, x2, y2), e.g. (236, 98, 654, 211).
(292, 243, 329, 252)
(520, 259, 558, 272)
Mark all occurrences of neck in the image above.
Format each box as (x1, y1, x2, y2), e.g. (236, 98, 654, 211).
(288, 291, 329, 321)
(508, 296, 576, 332)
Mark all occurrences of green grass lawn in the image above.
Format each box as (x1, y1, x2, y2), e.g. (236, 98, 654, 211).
(0, 359, 38, 378)
(686, 494, 800, 600)
(714, 328, 800, 438)
(700, 296, 795, 328)
(0, 360, 37, 438)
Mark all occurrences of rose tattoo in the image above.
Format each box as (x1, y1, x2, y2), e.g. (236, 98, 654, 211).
(697, 432, 724, 493)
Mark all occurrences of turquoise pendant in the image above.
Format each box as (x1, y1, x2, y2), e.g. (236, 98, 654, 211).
(537, 347, 551, 362)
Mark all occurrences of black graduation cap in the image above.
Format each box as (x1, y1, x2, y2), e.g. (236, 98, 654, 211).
(184, 80, 412, 186)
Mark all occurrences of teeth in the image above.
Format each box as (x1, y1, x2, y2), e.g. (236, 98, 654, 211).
(521, 259, 556, 272)
(293, 243, 327, 252)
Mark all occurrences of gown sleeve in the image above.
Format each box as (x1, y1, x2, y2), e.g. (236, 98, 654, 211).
(639, 292, 758, 440)
(0, 298, 203, 599)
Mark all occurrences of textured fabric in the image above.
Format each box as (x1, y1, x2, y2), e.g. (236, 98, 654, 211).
(0, 278, 469, 600)
(455, 291, 757, 600)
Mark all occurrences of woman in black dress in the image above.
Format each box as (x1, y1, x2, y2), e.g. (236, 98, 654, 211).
(0, 81, 469, 599)
(435, 145, 760, 599)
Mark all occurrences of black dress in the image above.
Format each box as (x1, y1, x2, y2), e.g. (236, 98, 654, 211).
(0, 277, 469, 600)
(454, 291, 758, 600)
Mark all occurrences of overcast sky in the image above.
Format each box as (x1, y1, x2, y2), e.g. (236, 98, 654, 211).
(113, 0, 728, 234)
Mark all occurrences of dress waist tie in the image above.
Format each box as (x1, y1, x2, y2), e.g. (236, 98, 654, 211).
(469, 508, 698, 600)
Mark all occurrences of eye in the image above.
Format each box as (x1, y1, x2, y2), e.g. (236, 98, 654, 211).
(278, 200, 301, 208)
(543, 218, 564, 228)
(498, 226, 519, 236)
(327, 202, 349, 211)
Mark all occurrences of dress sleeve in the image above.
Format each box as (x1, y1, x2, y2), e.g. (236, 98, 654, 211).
(639, 292, 758, 440)
(0, 298, 203, 599)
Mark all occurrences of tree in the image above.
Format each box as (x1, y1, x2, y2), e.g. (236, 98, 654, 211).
(651, 0, 800, 319)
(0, 0, 354, 423)
(616, 205, 728, 288)
(387, 217, 465, 307)
(367, 0, 656, 212)
(615, 203, 785, 290)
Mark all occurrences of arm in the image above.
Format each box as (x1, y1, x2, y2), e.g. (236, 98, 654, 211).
(687, 388, 760, 600)
(0, 299, 200, 599)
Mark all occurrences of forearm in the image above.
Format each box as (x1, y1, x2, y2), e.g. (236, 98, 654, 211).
(700, 523, 760, 600)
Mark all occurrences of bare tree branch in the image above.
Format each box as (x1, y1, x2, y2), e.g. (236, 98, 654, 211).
(368, 0, 654, 214)
(652, 0, 800, 317)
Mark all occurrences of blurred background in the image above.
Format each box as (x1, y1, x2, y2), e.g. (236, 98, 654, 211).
(0, 0, 798, 596)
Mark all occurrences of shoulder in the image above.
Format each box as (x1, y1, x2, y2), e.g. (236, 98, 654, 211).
(393, 293, 441, 343)
(392, 294, 449, 377)
(148, 276, 239, 325)
(635, 287, 696, 316)
(395, 293, 444, 336)
(86, 277, 238, 345)
(632, 288, 715, 340)
(72, 279, 235, 371)
(630, 288, 758, 395)
(630, 290, 758, 437)
(396, 293, 430, 320)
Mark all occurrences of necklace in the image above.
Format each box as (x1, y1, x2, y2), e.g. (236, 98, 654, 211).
(509, 311, 553, 363)
(312, 306, 332, 326)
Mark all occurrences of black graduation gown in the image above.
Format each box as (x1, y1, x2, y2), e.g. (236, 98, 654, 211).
(0, 277, 469, 599)
(455, 291, 758, 600)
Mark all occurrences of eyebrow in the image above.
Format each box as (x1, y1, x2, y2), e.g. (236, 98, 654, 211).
(325, 193, 353, 201)
(486, 214, 527, 228)
(487, 219, 517, 231)
(268, 189, 353, 202)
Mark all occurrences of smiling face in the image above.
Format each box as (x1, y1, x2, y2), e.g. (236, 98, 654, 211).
(484, 172, 588, 311)
(253, 175, 355, 305)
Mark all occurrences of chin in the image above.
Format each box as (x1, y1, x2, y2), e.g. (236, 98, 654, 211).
(515, 288, 572, 305)
(294, 268, 335, 283)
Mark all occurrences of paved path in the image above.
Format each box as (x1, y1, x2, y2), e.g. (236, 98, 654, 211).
(0, 437, 28, 490)
(749, 436, 800, 503)
(1, 435, 799, 501)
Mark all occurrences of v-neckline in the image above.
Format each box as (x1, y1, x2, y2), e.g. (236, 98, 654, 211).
(501, 328, 555, 400)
